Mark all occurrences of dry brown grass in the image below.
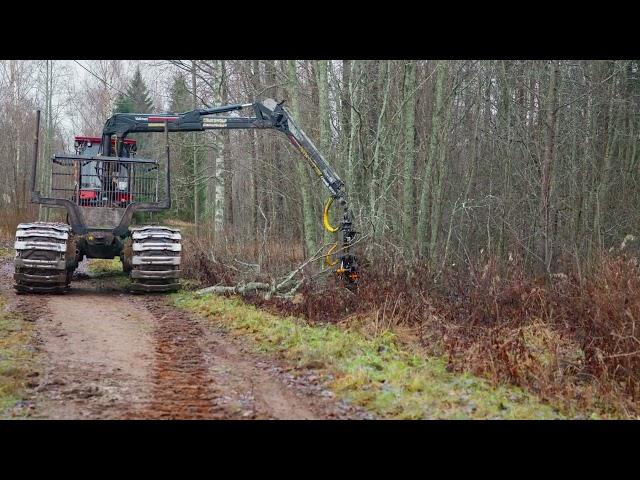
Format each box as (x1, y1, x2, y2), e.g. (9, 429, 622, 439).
(0, 208, 33, 244)
(182, 236, 640, 417)
(181, 234, 306, 286)
(0, 206, 62, 244)
(430, 256, 640, 416)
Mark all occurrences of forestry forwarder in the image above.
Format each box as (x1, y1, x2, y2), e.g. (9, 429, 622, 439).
(14, 99, 358, 294)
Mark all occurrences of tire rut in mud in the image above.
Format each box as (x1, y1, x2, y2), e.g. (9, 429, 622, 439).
(124, 296, 234, 420)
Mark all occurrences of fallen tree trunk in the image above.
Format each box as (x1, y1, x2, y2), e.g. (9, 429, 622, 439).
(195, 234, 369, 300)
(196, 278, 304, 299)
(197, 282, 271, 296)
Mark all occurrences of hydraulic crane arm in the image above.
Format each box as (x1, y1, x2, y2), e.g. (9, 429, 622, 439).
(102, 99, 344, 197)
(101, 98, 358, 285)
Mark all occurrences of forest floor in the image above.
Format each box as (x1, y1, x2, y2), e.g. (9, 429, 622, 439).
(0, 250, 564, 420)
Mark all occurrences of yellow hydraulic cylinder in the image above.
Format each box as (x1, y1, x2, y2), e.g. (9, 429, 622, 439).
(322, 197, 339, 233)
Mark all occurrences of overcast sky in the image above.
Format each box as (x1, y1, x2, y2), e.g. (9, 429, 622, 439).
(55, 60, 174, 141)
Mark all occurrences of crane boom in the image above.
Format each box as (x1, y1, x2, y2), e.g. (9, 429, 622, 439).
(100, 98, 358, 285)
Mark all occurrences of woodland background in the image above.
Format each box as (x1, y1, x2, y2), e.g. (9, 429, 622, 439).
(3, 60, 639, 274)
(2, 60, 640, 417)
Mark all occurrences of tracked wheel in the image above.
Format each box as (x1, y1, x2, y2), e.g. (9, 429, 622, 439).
(129, 226, 181, 293)
(14, 222, 73, 294)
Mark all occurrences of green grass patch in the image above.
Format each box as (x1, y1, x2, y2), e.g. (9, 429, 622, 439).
(86, 258, 124, 276)
(179, 278, 203, 291)
(85, 258, 131, 291)
(0, 296, 37, 418)
(0, 246, 12, 258)
(173, 292, 563, 419)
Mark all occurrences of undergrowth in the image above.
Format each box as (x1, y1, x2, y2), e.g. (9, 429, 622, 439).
(182, 236, 640, 418)
(290, 257, 640, 418)
(174, 291, 563, 419)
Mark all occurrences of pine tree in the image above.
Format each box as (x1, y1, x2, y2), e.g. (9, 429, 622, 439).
(169, 72, 191, 113)
(113, 93, 132, 114)
(166, 72, 195, 220)
(114, 66, 156, 226)
(114, 66, 154, 114)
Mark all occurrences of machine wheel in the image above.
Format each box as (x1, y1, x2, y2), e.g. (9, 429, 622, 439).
(14, 222, 73, 294)
(128, 226, 181, 293)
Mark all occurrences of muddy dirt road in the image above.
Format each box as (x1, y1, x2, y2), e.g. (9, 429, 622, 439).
(0, 258, 367, 419)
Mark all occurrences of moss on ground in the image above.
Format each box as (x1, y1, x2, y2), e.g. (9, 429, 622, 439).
(0, 296, 37, 418)
(173, 292, 564, 419)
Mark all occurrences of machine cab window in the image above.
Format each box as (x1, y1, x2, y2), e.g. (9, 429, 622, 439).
(71, 136, 138, 207)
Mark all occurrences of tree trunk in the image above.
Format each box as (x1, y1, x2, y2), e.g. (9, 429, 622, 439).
(369, 60, 392, 238)
(287, 60, 317, 258)
(594, 62, 621, 251)
(417, 61, 445, 259)
(429, 64, 451, 264)
(191, 60, 200, 237)
(537, 60, 559, 275)
(316, 60, 334, 250)
(401, 61, 417, 248)
(221, 60, 233, 232)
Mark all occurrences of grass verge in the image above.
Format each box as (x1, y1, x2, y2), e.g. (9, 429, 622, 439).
(173, 291, 564, 419)
(0, 296, 36, 418)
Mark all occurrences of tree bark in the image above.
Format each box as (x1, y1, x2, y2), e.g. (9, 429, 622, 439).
(400, 61, 417, 248)
(537, 60, 559, 275)
(287, 60, 317, 258)
(417, 61, 445, 259)
(191, 60, 200, 237)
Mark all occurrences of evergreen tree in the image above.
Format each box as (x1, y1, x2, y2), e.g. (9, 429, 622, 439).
(169, 72, 191, 113)
(113, 93, 132, 113)
(114, 66, 154, 114)
(114, 66, 157, 226)
(166, 72, 195, 220)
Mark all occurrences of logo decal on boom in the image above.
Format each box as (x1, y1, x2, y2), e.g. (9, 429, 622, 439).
(202, 118, 228, 128)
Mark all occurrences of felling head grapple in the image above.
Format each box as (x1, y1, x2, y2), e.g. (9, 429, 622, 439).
(15, 99, 358, 295)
